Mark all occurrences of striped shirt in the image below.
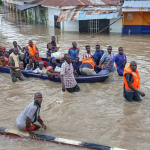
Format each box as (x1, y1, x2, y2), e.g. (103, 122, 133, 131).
(60, 61, 77, 88)
(83, 52, 93, 59)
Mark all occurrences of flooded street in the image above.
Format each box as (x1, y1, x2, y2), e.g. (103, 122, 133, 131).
(1, 10, 150, 150)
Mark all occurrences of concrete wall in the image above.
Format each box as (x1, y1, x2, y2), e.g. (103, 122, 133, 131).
(25, 6, 48, 24)
(62, 21, 79, 32)
(47, 7, 60, 27)
(45, 6, 79, 32)
(109, 18, 122, 33)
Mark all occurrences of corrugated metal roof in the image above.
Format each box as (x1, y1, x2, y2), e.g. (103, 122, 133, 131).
(123, 1, 150, 8)
(40, 0, 120, 7)
(17, 4, 39, 10)
(57, 6, 122, 21)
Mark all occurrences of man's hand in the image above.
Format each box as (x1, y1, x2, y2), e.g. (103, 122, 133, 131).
(19, 67, 24, 70)
(40, 73, 43, 76)
(62, 86, 65, 92)
(29, 130, 36, 138)
(97, 65, 101, 68)
(139, 91, 145, 97)
(42, 123, 46, 130)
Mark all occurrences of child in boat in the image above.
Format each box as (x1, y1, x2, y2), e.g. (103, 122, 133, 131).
(19, 61, 24, 71)
(33, 61, 45, 76)
(28, 58, 34, 70)
(34, 59, 39, 70)
(19, 53, 25, 65)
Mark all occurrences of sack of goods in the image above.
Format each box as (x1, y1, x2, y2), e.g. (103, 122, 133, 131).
(51, 52, 62, 59)
(54, 66, 61, 72)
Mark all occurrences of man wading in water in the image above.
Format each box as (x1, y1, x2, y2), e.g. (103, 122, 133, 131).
(123, 61, 145, 102)
(16, 92, 46, 138)
(60, 54, 80, 93)
(9, 48, 24, 82)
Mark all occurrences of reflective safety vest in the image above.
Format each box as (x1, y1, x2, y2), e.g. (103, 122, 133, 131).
(82, 58, 95, 69)
(27, 43, 37, 56)
(123, 64, 140, 90)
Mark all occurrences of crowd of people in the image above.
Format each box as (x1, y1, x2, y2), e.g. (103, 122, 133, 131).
(0, 36, 145, 102)
(0, 35, 146, 138)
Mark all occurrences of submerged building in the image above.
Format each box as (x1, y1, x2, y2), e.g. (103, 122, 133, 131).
(4, 0, 124, 33)
(122, 0, 150, 34)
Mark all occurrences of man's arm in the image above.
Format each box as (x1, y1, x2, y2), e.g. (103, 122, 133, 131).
(38, 116, 46, 130)
(35, 46, 38, 51)
(99, 60, 103, 68)
(60, 75, 65, 92)
(18, 45, 22, 52)
(76, 49, 79, 57)
(68, 49, 70, 55)
(104, 61, 112, 69)
(127, 81, 145, 97)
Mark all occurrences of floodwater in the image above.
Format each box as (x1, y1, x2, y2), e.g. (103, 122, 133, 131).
(0, 10, 150, 150)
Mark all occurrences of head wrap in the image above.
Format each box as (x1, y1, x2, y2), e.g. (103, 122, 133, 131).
(43, 61, 47, 67)
(46, 66, 53, 71)
(20, 53, 24, 57)
(1, 46, 6, 50)
(52, 57, 56, 61)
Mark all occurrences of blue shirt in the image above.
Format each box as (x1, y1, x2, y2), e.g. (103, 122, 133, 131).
(111, 53, 126, 75)
(73, 61, 82, 70)
(94, 50, 104, 65)
(101, 52, 115, 71)
(111, 53, 126, 69)
(69, 47, 79, 61)
(46, 47, 57, 57)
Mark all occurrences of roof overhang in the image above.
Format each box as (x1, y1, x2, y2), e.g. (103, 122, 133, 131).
(57, 6, 122, 22)
(17, 4, 39, 10)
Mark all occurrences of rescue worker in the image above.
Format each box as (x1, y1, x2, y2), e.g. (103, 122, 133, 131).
(123, 61, 145, 102)
(27, 40, 38, 57)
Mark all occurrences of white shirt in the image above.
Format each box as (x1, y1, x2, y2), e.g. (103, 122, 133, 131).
(33, 67, 45, 73)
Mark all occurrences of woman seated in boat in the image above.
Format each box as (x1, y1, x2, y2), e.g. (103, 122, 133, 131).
(33, 61, 45, 76)
(46, 43, 57, 61)
(76, 58, 96, 76)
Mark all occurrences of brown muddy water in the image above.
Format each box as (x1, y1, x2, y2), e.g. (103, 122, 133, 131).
(0, 10, 150, 150)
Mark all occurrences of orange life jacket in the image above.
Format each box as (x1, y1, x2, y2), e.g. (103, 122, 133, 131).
(82, 58, 95, 69)
(27, 43, 37, 56)
(123, 64, 140, 90)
